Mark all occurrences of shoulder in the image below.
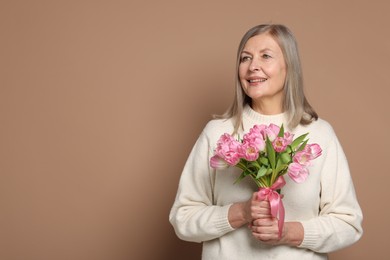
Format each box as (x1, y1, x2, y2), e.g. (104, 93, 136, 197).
(298, 117, 338, 149)
(307, 118, 335, 135)
(201, 118, 235, 142)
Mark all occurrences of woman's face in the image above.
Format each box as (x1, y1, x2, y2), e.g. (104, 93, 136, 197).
(239, 33, 287, 111)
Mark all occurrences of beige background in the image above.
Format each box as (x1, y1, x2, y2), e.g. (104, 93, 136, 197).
(1, 0, 389, 259)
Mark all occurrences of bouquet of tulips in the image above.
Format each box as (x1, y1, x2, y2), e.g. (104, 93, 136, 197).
(210, 123, 322, 236)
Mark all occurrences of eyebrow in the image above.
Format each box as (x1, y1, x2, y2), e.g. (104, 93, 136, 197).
(241, 48, 275, 55)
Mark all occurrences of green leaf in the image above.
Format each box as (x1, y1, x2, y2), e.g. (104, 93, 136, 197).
(266, 137, 276, 169)
(290, 133, 309, 150)
(275, 163, 287, 174)
(297, 139, 309, 152)
(278, 124, 285, 137)
(259, 157, 269, 166)
(249, 160, 261, 170)
(280, 152, 291, 164)
(234, 170, 248, 184)
(275, 158, 282, 169)
(256, 166, 268, 179)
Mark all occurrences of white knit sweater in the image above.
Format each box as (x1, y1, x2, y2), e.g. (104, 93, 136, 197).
(169, 105, 363, 260)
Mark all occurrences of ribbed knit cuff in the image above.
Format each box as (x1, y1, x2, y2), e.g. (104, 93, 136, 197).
(298, 220, 320, 250)
(214, 204, 235, 235)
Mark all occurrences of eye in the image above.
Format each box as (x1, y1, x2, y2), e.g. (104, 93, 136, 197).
(262, 54, 272, 59)
(240, 56, 252, 62)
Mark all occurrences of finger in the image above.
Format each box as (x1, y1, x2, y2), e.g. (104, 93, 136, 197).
(258, 200, 270, 208)
(251, 203, 272, 216)
(251, 209, 272, 219)
(252, 217, 278, 226)
(252, 192, 258, 200)
(252, 230, 280, 242)
(251, 196, 272, 219)
(251, 220, 279, 232)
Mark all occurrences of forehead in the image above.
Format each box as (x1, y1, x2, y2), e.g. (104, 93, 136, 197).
(243, 33, 282, 53)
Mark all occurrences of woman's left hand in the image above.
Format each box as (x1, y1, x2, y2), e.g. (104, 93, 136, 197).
(251, 216, 284, 245)
(251, 216, 304, 246)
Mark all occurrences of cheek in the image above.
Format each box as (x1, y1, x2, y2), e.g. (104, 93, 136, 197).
(268, 65, 286, 84)
(279, 68, 287, 85)
(277, 63, 287, 78)
(238, 63, 249, 78)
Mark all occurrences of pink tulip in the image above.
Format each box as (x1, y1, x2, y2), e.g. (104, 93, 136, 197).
(283, 132, 294, 145)
(239, 143, 259, 161)
(287, 162, 309, 183)
(272, 136, 289, 152)
(264, 124, 280, 141)
(293, 151, 312, 166)
(243, 127, 266, 152)
(304, 143, 322, 160)
(224, 153, 241, 166)
(214, 133, 241, 166)
(210, 155, 229, 169)
(253, 124, 268, 136)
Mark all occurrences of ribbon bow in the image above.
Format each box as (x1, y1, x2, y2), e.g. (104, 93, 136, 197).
(257, 176, 286, 238)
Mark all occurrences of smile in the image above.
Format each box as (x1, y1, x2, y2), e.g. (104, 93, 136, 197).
(248, 78, 267, 83)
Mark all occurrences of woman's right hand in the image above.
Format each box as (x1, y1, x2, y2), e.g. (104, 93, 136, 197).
(248, 192, 272, 223)
(228, 192, 271, 229)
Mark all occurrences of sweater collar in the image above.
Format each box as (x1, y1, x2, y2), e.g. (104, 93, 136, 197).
(243, 104, 287, 130)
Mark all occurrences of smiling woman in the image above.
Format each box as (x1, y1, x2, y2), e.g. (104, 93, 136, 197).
(169, 24, 363, 260)
(224, 24, 318, 134)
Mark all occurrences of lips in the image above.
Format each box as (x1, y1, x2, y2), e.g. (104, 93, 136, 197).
(247, 77, 267, 83)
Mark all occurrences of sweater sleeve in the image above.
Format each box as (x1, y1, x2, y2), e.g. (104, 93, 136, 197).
(169, 130, 235, 243)
(299, 133, 363, 252)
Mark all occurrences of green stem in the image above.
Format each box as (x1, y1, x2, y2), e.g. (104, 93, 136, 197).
(249, 175, 267, 188)
(236, 161, 247, 170)
(270, 170, 277, 185)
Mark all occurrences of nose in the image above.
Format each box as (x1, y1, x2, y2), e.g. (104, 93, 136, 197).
(249, 59, 261, 72)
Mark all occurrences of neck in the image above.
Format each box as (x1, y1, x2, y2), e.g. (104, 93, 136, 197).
(251, 100, 283, 115)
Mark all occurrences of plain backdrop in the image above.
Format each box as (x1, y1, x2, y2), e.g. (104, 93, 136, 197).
(1, 0, 389, 259)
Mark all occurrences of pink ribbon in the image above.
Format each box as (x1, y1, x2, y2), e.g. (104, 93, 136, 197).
(257, 176, 286, 238)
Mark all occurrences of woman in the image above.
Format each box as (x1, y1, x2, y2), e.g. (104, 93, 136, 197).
(169, 24, 363, 260)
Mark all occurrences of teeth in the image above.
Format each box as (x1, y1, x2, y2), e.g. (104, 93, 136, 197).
(249, 78, 267, 83)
